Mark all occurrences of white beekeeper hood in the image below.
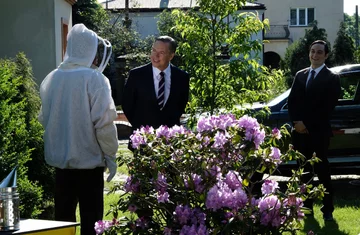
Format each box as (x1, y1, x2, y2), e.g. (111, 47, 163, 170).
(61, 23, 112, 72)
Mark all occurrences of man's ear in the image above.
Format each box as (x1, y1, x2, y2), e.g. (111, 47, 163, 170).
(170, 52, 175, 61)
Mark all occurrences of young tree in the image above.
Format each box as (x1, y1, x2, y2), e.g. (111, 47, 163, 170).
(169, 0, 283, 121)
(332, 22, 356, 66)
(282, 22, 330, 77)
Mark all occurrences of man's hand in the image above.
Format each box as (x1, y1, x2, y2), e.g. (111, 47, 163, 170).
(293, 121, 308, 134)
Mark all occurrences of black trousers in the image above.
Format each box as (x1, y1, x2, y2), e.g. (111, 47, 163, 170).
(292, 130, 334, 214)
(55, 167, 104, 235)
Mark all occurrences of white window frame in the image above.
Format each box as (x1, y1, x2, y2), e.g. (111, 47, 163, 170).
(290, 8, 315, 26)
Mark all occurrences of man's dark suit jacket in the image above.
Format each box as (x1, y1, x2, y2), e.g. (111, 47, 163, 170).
(288, 66, 341, 137)
(122, 63, 190, 132)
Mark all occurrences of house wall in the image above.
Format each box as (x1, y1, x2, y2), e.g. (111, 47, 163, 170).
(264, 39, 289, 58)
(0, 0, 73, 85)
(128, 12, 160, 38)
(54, 0, 73, 67)
(0, 0, 55, 84)
(114, 9, 265, 62)
(259, 0, 343, 58)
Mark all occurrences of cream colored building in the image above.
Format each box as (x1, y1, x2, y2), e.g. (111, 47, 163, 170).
(256, 0, 343, 68)
(0, 0, 75, 85)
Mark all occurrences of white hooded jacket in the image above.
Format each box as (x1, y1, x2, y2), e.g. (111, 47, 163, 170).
(38, 24, 118, 169)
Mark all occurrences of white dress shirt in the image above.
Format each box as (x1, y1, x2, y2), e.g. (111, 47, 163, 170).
(306, 64, 325, 86)
(152, 64, 171, 105)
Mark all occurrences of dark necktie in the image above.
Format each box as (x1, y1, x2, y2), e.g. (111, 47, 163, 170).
(157, 71, 165, 110)
(307, 70, 316, 90)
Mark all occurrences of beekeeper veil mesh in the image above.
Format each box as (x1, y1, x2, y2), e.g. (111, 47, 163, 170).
(61, 23, 112, 72)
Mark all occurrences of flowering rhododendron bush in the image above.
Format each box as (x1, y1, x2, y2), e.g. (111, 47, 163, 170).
(96, 114, 324, 235)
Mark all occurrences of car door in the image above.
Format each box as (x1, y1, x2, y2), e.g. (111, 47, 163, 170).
(328, 71, 360, 157)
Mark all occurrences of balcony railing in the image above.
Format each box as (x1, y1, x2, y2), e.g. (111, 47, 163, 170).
(264, 25, 290, 39)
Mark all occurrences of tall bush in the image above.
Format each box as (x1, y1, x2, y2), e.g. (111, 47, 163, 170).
(331, 22, 356, 66)
(0, 53, 51, 218)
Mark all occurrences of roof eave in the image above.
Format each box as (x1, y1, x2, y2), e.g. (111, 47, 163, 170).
(65, 0, 77, 5)
(106, 4, 266, 13)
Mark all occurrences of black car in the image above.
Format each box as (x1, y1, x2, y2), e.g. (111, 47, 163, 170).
(258, 64, 360, 174)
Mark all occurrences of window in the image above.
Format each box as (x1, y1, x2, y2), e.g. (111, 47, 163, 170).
(290, 8, 315, 26)
(339, 74, 360, 103)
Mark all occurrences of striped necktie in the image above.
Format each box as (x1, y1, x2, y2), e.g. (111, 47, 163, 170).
(157, 71, 165, 110)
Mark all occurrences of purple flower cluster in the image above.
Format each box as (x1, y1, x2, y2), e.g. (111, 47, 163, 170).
(224, 170, 242, 190)
(212, 131, 229, 149)
(237, 115, 265, 149)
(173, 205, 208, 234)
(206, 178, 247, 211)
(197, 114, 237, 133)
(191, 173, 205, 193)
(271, 127, 282, 139)
(154, 173, 170, 203)
(124, 176, 140, 193)
(258, 195, 282, 227)
(180, 224, 208, 235)
(130, 125, 189, 149)
(174, 205, 192, 225)
(261, 180, 279, 195)
(135, 217, 149, 229)
(104, 113, 311, 234)
(283, 196, 304, 219)
(94, 220, 114, 235)
(265, 147, 282, 166)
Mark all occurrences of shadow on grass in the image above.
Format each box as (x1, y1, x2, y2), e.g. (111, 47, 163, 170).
(303, 215, 350, 235)
(301, 178, 360, 235)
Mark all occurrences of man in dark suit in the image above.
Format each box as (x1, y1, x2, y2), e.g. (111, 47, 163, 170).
(288, 40, 341, 221)
(122, 36, 190, 146)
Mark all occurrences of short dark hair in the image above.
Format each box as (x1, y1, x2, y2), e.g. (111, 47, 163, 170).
(309, 40, 329, 55)
(155, 36, 177, 54)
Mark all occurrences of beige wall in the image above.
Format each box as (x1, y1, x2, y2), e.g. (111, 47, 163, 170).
(264, 39, 289, 58)
(258, 0, 343, 57)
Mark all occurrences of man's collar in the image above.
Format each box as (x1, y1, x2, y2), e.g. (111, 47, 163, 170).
(152, 64, 171, 75)
(310, 64, 325, 74)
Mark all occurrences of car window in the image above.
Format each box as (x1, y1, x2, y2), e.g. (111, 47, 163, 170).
(338, 73, 360, 105)
(268, 89, 290, 107)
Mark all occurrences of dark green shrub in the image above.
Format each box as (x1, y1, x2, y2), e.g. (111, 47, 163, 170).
(0, 53, 54, 218)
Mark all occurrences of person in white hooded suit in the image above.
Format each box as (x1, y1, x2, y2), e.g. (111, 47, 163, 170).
(38, 24, 118, 235)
